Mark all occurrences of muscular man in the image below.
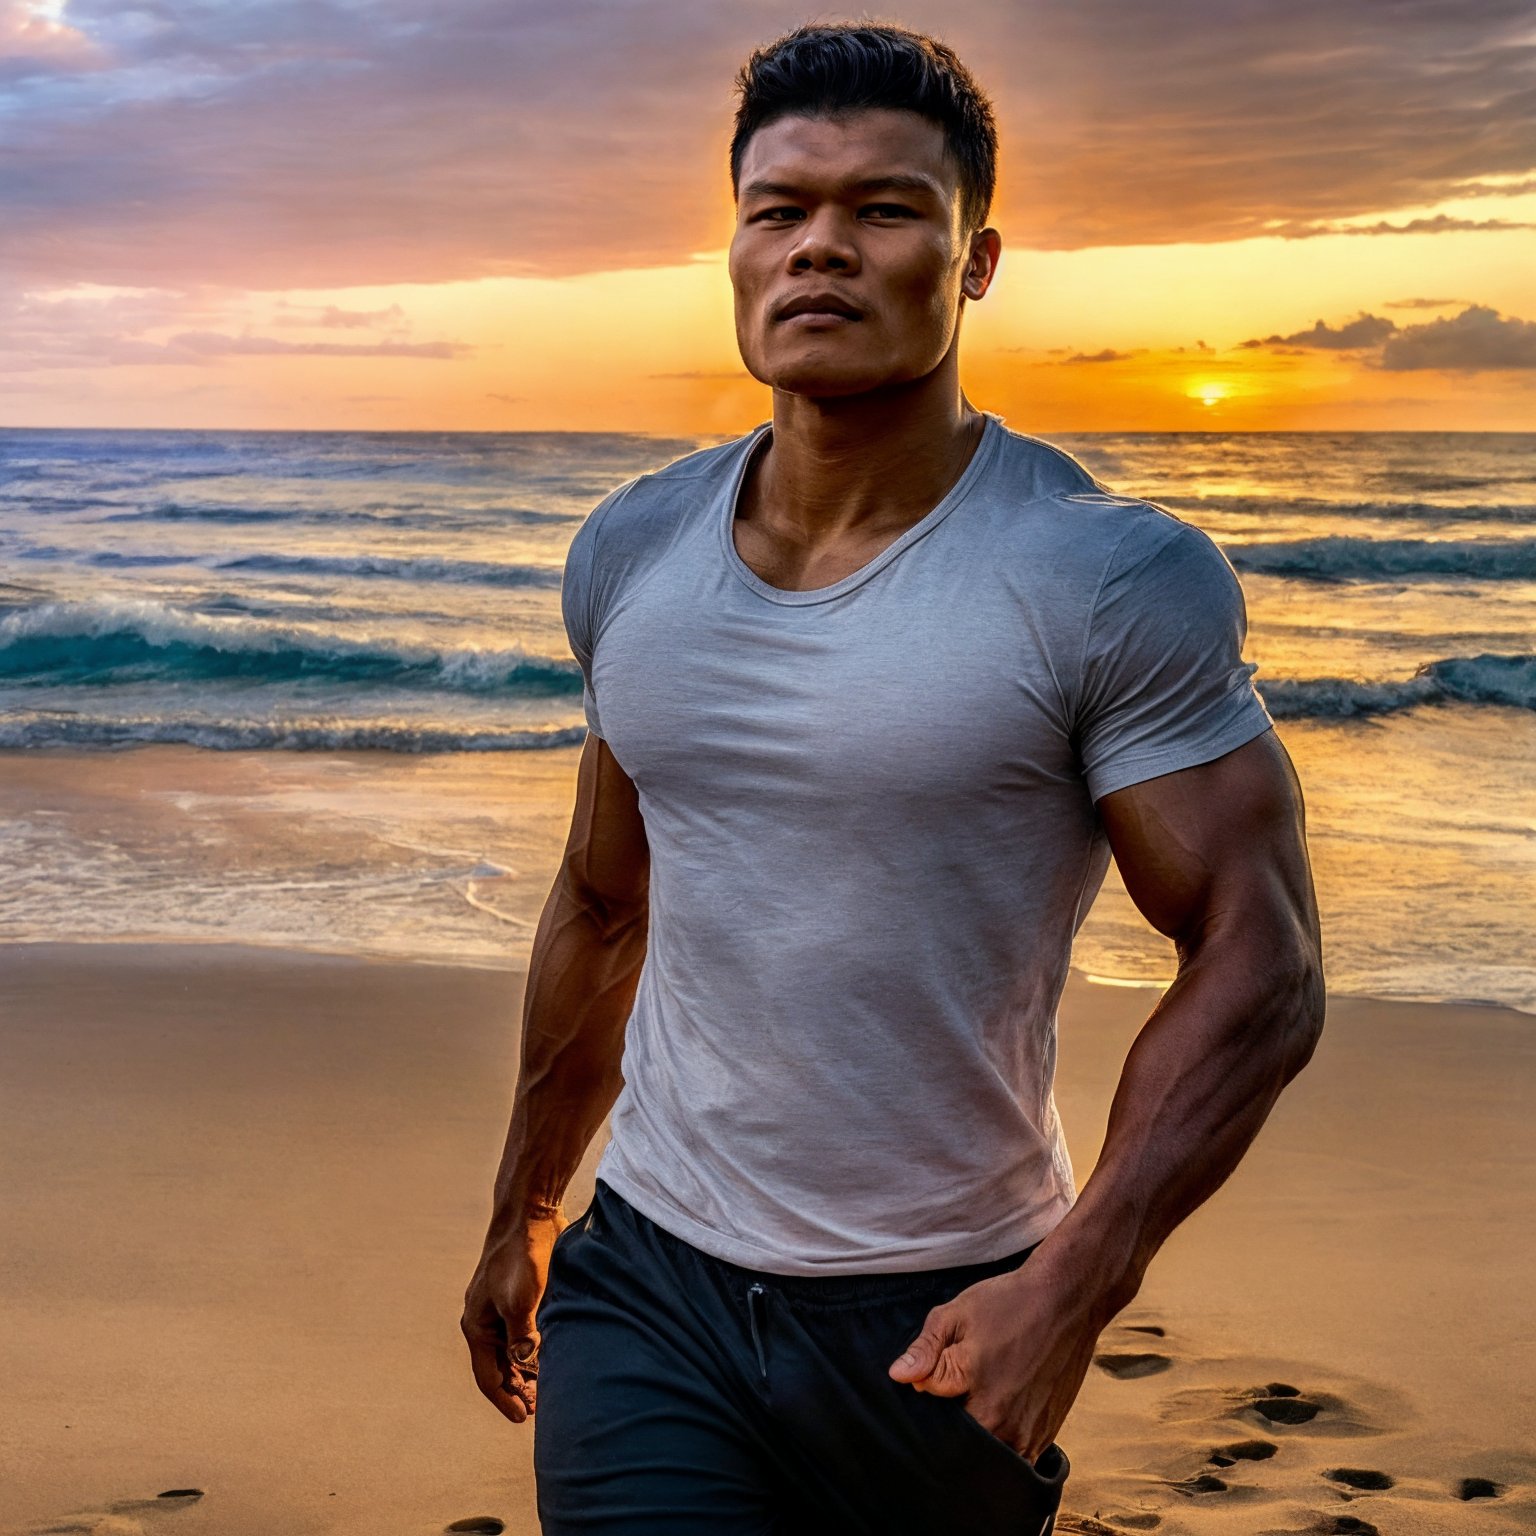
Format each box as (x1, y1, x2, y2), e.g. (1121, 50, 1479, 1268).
(463, 22, 1323, 1536)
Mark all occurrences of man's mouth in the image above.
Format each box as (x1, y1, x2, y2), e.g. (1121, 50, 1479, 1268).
(774, 293, 865, 323)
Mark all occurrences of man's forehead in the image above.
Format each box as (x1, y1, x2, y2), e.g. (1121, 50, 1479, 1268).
(736, 109, 958, 198)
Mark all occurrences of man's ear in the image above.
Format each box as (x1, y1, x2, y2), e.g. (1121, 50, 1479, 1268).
(962, 227, 1002, 302)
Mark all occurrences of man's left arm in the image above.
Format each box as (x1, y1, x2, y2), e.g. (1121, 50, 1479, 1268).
(889, 727, 1325, 1461)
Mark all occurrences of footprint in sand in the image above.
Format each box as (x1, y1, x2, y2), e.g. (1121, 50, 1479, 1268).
(1094, 1351, 1172, 1380)
(444, 1519, 505, 1534)
(1455, 1476, 1507, 1500)
(24, 1488, 207, 1535)
(1251, 1382, 1325, 1425)
(1256, 1518, 1381, 1536)
(1165, 1447, 1282, 1502)
(1094, 1317, 1174, 1379)
(1060, 1509, 1164, 1531)
(1056, 1515, 1167, 1535)
(1168, 1471, 1230, 1497)
(1323, 1467, 1394, 1491)
(1173, 1374, 1400, 1438)
(1209, 1438, 1277, 1467)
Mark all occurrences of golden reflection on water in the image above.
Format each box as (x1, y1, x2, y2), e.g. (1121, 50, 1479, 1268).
(1073, 707, 1536, 1011)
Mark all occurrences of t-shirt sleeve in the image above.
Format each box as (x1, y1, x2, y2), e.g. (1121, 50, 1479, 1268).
(560, 483, 631, 741)
(1075, 516, 1274, 804)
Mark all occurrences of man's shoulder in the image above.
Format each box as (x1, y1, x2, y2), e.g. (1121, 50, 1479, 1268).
(985, 422, 1203, 565)
(644, 430, 761, 484)
(591, 430, 757, 528)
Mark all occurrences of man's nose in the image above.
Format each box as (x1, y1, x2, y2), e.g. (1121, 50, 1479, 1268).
(786, 210, 860, 274)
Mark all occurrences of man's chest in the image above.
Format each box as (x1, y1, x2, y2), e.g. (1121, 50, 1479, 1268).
(589, 563, 1083, 807)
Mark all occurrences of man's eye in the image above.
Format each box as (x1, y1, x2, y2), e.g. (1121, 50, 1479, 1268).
(755, 207, 804, 223)
(863, 204, 916, 219)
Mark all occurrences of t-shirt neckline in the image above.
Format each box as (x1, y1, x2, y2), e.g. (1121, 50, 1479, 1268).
(717, 412, 1004, 607)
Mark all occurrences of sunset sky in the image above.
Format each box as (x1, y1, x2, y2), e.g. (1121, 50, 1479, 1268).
(2, 0, 1534, 432)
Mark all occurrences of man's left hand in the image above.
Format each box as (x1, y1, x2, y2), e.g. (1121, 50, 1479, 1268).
(886, 1254, 1110, 1462)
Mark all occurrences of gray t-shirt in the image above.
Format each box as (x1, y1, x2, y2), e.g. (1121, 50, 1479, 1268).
(561, 412, 1273, 1275)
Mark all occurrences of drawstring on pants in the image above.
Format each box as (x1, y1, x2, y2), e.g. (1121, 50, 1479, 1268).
(746, 1282, 769, 1381)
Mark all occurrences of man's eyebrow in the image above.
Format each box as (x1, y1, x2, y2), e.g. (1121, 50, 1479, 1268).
(739, 173, 943, 201)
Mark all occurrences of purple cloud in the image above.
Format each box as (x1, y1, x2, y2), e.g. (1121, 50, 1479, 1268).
(1242, 314, 1400, 350)
(0, 0, 1531, 292)
(167, 331, 469, 359)
(1378, 304, 1536, 370)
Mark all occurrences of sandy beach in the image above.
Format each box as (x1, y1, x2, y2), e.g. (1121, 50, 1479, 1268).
(2, 941, 1532, 1536)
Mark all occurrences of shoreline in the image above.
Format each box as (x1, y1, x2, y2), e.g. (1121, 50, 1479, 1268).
(4, 731, 1532, 1017)
(5, 934, 1531, 1016)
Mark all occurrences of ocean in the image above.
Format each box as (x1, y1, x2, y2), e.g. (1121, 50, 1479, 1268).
(1, 425, 1532, 1011)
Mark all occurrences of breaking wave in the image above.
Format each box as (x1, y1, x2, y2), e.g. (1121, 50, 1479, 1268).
(0, 596, 580, 695)
(0, 712, 587, 753)
(1227, 536, 1536, 581)
(1259, 653, 1534, 718)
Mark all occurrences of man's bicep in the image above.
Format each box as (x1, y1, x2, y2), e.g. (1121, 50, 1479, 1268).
(1095, 729, 1317, 953)
(561, 734, 649, 912)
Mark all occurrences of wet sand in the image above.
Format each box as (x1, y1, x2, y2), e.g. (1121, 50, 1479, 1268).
(1, 941, 1531, 1535)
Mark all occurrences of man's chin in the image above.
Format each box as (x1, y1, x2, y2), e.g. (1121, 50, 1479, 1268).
(763, 367, 898, 400)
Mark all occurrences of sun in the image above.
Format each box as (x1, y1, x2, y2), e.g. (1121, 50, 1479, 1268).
(1188, 381, 1230, 409)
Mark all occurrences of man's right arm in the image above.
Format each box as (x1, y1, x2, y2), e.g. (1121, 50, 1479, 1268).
(461, 733, 650, 1424)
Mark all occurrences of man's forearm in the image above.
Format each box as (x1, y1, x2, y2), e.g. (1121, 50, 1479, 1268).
(486, 869, 648, 1230)
(1037, 928, 1324, 1321)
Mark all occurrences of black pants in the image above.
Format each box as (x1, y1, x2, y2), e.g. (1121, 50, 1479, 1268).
(533, 1179, 1069, 1535)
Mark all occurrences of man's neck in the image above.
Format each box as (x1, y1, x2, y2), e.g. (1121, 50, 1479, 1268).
(749, 364, 985, 544)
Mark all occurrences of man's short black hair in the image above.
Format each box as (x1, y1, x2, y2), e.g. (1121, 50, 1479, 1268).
(730, 21, 998, 236)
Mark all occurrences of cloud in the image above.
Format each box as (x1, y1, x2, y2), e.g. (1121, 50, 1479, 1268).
(166, 331, 470, 359)
(1241, 314, 1399, 350)
(0, 285, 473, 372)
(0, 0, 1533, 290)
(1383, 297, 1465, 309)
(274, 302, 410, 330)
(1235, 301, 1536, 371)
(1377, 304, 1536, 370)
(1266, 214, 1536, 238)
(648, 369, 754, 380)
(1060, 348, 1136, 363)
(0, 0, 100, 70)
(1439, 176, 1536, 199)
(0, 283, 226, 372)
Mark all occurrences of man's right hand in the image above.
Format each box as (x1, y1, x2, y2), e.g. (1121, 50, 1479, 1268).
(462, 737, 649, 1424)
(462, 1213, 568, 1424)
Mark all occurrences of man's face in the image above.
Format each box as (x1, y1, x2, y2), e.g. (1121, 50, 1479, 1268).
(729, 108, 992, 398)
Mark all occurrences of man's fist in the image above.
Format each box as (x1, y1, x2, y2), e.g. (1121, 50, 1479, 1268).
(462, 1214, 566, 1424)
